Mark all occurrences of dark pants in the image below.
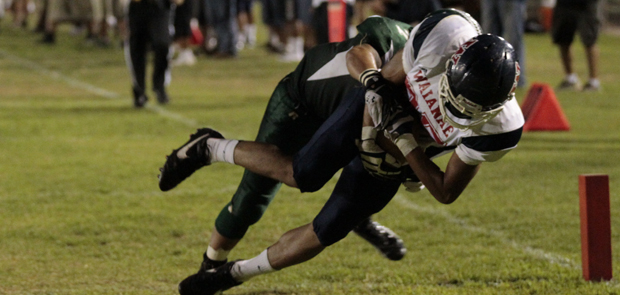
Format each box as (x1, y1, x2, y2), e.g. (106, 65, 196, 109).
(204, 0, 237, 55)
(291, 87, 401, 246)
(126, 0, 171, 96)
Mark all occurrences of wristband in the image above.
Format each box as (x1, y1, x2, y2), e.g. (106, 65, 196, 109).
(389, 132, 418, 156)
(361, 126, 378, 141)
(359, 69, 382, 89)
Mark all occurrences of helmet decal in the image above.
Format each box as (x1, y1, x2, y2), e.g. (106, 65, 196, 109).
(451, 38, 478, 66)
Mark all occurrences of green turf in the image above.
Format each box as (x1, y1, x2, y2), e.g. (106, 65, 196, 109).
(1, 15, 620, 295)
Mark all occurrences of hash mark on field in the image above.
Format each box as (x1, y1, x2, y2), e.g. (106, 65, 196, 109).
(394, 194, 580, 270)
(0, 49, 199, 128)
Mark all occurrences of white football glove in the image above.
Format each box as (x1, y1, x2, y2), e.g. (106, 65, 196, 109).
(382, 109, 418, 157)
(357, 126, 407, 180)
(402, 178, 425, 193)
(364, 88, 398, 130)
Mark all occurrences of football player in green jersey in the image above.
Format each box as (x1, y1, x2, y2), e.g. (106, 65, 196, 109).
(159, 16, 413, 275)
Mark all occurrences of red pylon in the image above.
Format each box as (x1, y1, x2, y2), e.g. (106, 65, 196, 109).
(521, 83, 570, 132)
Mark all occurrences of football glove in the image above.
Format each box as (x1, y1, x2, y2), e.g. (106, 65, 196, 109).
(402, 168, 425, 193)
(382, 109, 418, 157)
(357, 126, 407, 180)
(360, 69, 403, 130)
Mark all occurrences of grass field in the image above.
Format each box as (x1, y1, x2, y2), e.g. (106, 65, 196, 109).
(1, 13, 620, 295)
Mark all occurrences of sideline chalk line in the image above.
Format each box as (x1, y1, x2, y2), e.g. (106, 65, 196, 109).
(0, 49, 199, 128)
(394, 194, 580, 270)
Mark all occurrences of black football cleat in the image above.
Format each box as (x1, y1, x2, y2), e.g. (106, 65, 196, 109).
(200, 253, 227, 271)
(158, 128, 223, 191)
(178, 261, 241, 295)
(353, 217, 406, 261)
(132, 88, 148, 108)
(134, 95, 148, 108)
(155, 89, 170, 105)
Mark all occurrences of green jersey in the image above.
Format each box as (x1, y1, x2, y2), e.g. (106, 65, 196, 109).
(288, 16, 413, 120)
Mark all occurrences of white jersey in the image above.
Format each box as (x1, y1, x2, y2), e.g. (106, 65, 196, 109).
(401, 10, 525, 165)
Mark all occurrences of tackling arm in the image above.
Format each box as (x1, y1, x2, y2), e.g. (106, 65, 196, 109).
(371, 113, 480, 204)
(346, 44, 382, 79)
(346, 44, 407, 85)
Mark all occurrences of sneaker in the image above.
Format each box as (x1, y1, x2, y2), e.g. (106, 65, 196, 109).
(353, 217, 406, 261)
(556, 79, 581, 91)
(134, 94, 148, 108)
(582, 81, 601, 92)
(155, 89, 170, 104)
(158, 128, 223, 191)
(38, 32, 55, 44)
(172, 49, 197, 67)
(178, 261, 242, 295)
(278, 51, 303, 63)
(132, 88, 148, 108)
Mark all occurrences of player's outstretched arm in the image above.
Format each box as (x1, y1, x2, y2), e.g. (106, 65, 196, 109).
(403, 147, 479, 204)
(371, 113, 480, 204)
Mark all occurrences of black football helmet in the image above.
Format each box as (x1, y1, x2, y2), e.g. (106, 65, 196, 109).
(438, 34, 520, 129)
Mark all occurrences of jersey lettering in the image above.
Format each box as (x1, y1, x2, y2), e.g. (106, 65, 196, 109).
(407, 70, 455, 144)
(419, 81, 432, 99)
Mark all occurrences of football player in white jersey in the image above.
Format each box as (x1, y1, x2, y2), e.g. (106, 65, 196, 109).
(165, 9, 524, 295)
(353, 9, 524, 205)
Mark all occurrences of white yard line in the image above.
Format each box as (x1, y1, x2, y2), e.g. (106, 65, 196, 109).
(0, 49, 200, 128)
(394, 194, 581, 270)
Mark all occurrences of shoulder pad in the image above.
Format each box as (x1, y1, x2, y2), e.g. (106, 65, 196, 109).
(356, 16, 413, 58)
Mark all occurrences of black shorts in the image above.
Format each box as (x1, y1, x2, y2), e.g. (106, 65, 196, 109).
(291, 87, 401, 246)
(551, 2, 600, 47)
(174, 0, 194, 38)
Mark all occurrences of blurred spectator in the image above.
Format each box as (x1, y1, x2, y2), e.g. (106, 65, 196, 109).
(236, 0, 257, 50)
(125, 0, 175, 107)
(552, 0, 601, 91)
(278, 0, 308, 62)
(371, 0, 441, 26)
(194, 0, 216, 54)
(111, 0, 129, 47)
(261, 0, 286, 54)
(172, 0, 197, 66)
(204, 0, 238, 58)
(7, 0, 31, 28)
(480, 0, 527, 88)
(260, 0, 306, 62)
(33, 0, 48, 33)
(39, 0, 95, 44)
(88, 0, 128, 47)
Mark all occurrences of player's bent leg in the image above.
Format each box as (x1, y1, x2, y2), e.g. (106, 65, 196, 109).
(158, 128, 224, 191)
(313, 157, 404, 259)
(267, 223, 326, 269)
(353, 217, 406, 261)
(215, 171, 282, 239)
